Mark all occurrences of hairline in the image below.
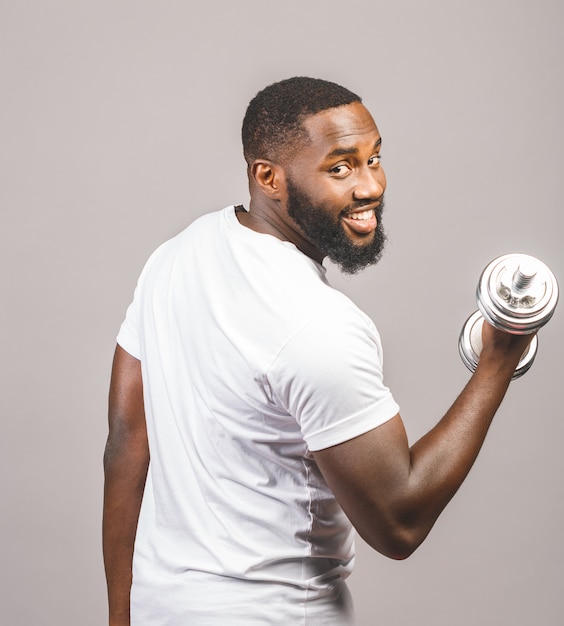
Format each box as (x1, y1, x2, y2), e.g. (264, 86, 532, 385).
(248, 102, 363, 168)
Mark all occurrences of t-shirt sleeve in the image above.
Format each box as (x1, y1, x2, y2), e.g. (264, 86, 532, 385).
(267, 306, 399, 452)
(116, 294, 141, 360)
(115, 242, 169, 360)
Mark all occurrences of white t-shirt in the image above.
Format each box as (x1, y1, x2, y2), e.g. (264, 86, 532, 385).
(117, 206, 399, 625)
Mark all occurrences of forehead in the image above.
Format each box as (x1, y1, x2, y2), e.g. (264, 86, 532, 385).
(300, 102, 380, 160)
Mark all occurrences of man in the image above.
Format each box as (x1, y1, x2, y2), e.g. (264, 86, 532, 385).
(103, 77, 533, 625)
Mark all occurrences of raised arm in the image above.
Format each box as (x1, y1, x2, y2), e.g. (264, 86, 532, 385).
(313, 322, 535, 560)
(103, 345, 149, 626)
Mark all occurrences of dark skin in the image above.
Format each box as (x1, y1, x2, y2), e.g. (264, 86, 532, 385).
(103, 346, 149, 626)
(103, 101, 534, 624)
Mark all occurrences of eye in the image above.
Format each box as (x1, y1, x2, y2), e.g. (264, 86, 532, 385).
(368, 155, 381, 167)
(329, 163, 352, 176)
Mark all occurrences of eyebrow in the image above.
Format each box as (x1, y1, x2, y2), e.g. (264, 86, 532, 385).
(325, 137, 382, 159)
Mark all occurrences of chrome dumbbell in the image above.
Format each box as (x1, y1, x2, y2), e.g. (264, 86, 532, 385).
(459, 253, 558, 379)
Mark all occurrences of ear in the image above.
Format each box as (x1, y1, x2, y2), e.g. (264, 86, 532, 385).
(250, 160, 286, 199)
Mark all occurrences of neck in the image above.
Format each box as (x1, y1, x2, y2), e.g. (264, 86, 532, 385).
(236, 199, 325, 264)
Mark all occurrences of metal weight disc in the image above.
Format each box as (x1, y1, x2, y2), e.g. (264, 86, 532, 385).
(458, 310, 538, 380)
(477, 253, 559, 335)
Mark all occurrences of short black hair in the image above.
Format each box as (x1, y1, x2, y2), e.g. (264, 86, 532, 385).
(242, 77, 361, 166)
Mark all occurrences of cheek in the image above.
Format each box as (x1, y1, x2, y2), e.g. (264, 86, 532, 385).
(378, 168, 387, 192)
(307, 183, 343, 209)
(317, 181, 351, 206)
(290, 173, 351, 213)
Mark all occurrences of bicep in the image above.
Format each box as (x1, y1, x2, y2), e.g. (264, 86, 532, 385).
(313, 413, 413, 556)
(106, 344, 148, 462)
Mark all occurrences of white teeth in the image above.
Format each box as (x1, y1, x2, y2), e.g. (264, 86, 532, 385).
(348, 209, 373, 220)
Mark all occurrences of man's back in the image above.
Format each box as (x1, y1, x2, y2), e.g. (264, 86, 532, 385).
(117, 206, 397, 623)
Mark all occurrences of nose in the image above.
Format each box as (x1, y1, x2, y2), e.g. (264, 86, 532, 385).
(353, 165, 386, 201)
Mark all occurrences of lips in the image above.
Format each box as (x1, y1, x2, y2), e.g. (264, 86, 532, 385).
(341, 207, 377, 235)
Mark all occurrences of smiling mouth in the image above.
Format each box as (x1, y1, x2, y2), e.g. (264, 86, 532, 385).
(347, 208, 374, 221)
(341, 207, 378, 235)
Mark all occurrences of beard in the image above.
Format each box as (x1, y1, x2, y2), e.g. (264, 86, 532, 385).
(285, 177, 387, 274)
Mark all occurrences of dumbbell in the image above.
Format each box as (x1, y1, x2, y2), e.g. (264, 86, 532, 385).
(459, 253, 559, 379)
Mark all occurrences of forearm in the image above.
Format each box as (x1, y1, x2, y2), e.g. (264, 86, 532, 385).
(103, 434, 149, 625)
(399, 354, 517, 546)
(381, 329, 536, 555)
(315, 328, 534, 559)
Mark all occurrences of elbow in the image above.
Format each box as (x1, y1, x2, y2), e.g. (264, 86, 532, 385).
(378, 532, 422, 561)
(358, 519, 429, 561)
(355, 496, 440, 560)
(103, 426, 150, 476)
(383, 543, 419, 561)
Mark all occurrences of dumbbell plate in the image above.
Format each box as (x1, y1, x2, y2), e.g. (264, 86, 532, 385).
(458, 310, 538, 380)
(477, 253, 558, 334)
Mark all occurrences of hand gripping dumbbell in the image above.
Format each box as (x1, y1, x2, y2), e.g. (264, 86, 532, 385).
(459, 253, 559, 379)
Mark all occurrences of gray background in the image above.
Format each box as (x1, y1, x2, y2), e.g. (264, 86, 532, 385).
(1, 1, 562, 624)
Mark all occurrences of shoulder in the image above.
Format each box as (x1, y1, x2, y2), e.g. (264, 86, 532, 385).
(266, 292, 396, 451)
(138, 207, 232, 274)
(276, 296, 381, 373)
